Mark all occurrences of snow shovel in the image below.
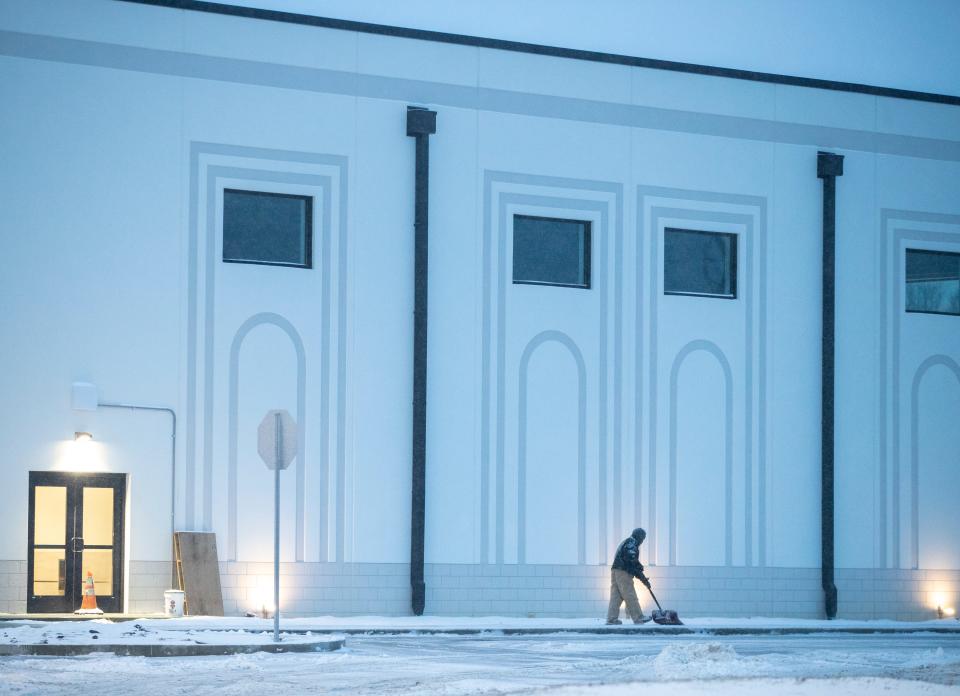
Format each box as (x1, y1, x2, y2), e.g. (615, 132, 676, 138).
(644, 583, 683, 625)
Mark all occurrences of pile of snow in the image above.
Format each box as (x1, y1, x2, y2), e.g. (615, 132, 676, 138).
(644, 639, 958, 682)
(0, 620, 341, 647)
(652, 641, 741, 679)
(901, 647, 948, 669)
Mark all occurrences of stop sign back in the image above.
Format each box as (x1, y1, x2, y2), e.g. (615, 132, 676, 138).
(257, 409, 298, 470)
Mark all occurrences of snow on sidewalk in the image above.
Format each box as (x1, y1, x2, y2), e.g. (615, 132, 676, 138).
(59, 614, 960, 634)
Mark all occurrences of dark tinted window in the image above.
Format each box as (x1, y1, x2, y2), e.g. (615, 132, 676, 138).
(664, 228, 737, 299)
(223, 189, 312, 268)
(513, 215, 590, 288)
(906, 249, 960, 315)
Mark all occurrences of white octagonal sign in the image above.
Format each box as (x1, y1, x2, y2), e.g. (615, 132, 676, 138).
(258, 409, 298, 470)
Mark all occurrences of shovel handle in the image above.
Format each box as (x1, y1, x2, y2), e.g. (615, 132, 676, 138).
(644, 582, 663, 612)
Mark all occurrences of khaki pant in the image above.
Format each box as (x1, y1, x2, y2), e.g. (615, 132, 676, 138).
(607, 568, 644, 622)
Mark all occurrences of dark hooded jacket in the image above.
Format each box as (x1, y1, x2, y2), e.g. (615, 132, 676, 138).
(611, 528, 646, 580)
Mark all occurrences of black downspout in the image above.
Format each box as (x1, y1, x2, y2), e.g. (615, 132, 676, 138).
(406, 105, 436, 616)
(817, 150, 843, 620)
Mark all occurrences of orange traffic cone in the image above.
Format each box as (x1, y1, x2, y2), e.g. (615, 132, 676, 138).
(74, 570, 104, 615)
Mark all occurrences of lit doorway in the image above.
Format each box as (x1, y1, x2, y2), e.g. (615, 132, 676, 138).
(27, 472, 126, 613)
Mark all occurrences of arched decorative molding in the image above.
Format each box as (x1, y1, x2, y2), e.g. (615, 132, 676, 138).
(517, 330, 587, 565)
(483, 171, 621, 567)
(227, 312, 307, 562)
(909, 353, 960, 569)
(668, 339, 734, 566)
(878, 213, 960, 568)
(638, 188, 766, 568)
(187, 143, 347, 560)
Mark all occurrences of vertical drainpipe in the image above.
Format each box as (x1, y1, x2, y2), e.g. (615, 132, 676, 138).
(817, 150, 844, 620)
(406, 105, 437, 616)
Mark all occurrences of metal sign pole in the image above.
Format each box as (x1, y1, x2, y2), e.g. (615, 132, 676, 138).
(273, 411, 281, 643)
(258, 408, 296, 643)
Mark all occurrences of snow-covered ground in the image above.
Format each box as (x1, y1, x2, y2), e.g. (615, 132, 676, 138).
(1, 629, 959, 694)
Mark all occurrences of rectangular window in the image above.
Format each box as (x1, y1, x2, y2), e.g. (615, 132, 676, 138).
(664, 228, 737, 299)
(513, 214, 591, 288)
(906, 248, 960, 316)
(223, 189, 312, 268)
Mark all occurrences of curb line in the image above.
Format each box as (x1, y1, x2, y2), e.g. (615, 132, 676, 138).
(273, 626, 960, 637)
(0, 637, 345, 657)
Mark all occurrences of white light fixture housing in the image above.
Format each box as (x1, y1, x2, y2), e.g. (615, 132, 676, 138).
(74, 431, 93, 442)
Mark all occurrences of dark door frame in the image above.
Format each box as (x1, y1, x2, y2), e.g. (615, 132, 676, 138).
(26, 471, 127, 614)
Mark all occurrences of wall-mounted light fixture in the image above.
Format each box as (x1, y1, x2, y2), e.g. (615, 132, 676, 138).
(56, 430, 101, 473)
(931, 592, 955, 619)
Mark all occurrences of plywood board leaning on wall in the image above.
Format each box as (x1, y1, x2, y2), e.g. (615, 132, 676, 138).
(174, 532, 224, 616)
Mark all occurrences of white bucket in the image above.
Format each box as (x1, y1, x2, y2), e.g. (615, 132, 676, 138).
(163, 589, 185, 617)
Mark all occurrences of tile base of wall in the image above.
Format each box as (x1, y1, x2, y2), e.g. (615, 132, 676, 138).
(426, 565, 823, 618)
(424, 565, 959, 620)
(218, 561, 411, 616)
(0, 561, 27, 614)
(128, 561, 174, 616)
(836, 568, 960, 621)
(2, 560, 957, 620)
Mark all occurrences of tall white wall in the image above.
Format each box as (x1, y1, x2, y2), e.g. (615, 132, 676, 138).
(1, 0, 959, 617)
(0, 37, 183, 565)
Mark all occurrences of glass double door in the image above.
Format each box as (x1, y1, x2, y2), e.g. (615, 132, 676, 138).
(27, 472, 126, 613)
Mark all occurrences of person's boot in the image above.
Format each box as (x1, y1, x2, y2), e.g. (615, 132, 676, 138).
(605, 618, 622, 625)
(633, 615, 652, 624)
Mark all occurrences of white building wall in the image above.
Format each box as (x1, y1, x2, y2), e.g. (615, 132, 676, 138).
(0, 0, 958, 618)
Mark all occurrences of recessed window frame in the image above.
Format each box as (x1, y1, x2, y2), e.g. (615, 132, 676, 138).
(663, 227, 739, 300)
(905, 247, 960, 317)
(512, 213, 592, 290)
(222, 188, 314, 270)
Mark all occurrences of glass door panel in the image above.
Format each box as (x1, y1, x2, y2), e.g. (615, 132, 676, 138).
(28, 481, 73, 611)
(32, 549, 66, 596)
(80, 549, 114, 596)
(34, 486, 67, 545)
(80, 487, 116, 598)
(82, 488, 113, 546)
